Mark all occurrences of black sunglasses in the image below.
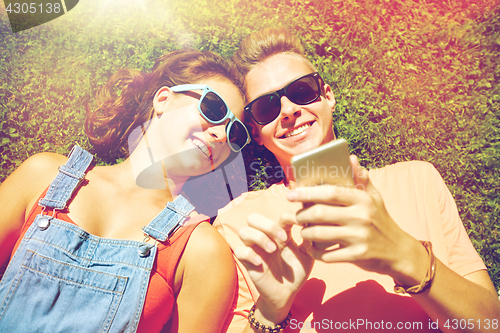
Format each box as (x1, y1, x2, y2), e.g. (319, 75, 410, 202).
(244, 72, 322, 125)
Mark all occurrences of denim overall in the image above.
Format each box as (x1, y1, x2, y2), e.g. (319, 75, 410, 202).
(0, 146, 195, 332)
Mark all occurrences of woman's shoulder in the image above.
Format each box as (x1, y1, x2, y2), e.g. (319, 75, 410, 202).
(172, 221, 237, 331)
(3, 152, 68, 196)
(181, 221, 235, 277)
(22, 152, 68, 171)
(0, 152, 70, 238)
(175, 221, 235, 290)
(18, 152, 68, 188)
(186, 221, 233, 258)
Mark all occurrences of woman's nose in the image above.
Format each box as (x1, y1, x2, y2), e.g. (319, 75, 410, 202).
(206, 122, 228, 143)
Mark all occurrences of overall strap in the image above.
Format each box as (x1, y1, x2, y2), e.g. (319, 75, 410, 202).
(142, 195, 195, 242)
(38, 145, 94, 210)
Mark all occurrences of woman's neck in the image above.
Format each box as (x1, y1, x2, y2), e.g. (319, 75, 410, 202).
(105, 157, 186, 203)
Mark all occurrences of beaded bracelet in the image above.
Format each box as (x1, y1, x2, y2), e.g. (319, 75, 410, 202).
(248, 305, 292, 333)
(394, 240, 436, 294)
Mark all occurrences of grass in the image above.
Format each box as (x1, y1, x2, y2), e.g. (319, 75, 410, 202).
(0, 0, 499, 291)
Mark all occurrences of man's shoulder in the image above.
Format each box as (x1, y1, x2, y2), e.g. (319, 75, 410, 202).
(214, 182, 301, 229)
(218, 183, 289, 212)
(369, 160, 438, 181)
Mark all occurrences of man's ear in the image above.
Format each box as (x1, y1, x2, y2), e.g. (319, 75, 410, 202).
(246, 120, 263, 146)
(323, 83, 336, 113)
(153, 86, 173, 116)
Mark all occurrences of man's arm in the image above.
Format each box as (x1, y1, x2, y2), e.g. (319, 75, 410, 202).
(290, 156, 500, 333)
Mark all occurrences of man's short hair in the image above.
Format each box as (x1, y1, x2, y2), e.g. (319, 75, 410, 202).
(232, 27, 316, 88)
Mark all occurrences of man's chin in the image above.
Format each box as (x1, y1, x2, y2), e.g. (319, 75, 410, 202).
(289, 139, 324, 156)
(270, 141, 321, 164)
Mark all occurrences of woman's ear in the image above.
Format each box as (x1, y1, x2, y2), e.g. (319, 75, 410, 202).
(323, 83, 336, 113)
(153, 86, 173, 116)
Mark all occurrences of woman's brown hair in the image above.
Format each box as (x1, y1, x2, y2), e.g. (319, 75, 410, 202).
(85, 49, 242, 155)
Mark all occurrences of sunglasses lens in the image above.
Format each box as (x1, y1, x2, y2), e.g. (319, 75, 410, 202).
(288, 76, 320, 105)
(250, 94, 281, 124)
(228, 121, 248, 152)
(200, 92, 227, 122)
(247, 74, 321, 125)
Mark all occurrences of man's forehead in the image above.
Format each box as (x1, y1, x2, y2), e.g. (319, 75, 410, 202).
(244, 54, 314, 101)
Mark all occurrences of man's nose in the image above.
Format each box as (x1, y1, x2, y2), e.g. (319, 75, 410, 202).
(278, 96, 301, 121)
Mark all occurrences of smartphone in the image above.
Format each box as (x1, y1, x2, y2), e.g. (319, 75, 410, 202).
(290, 138, 354, 188)
(290, 138, 354, 250)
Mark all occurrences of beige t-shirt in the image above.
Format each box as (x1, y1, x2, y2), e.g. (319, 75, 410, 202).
(215, 161, 486, 332)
